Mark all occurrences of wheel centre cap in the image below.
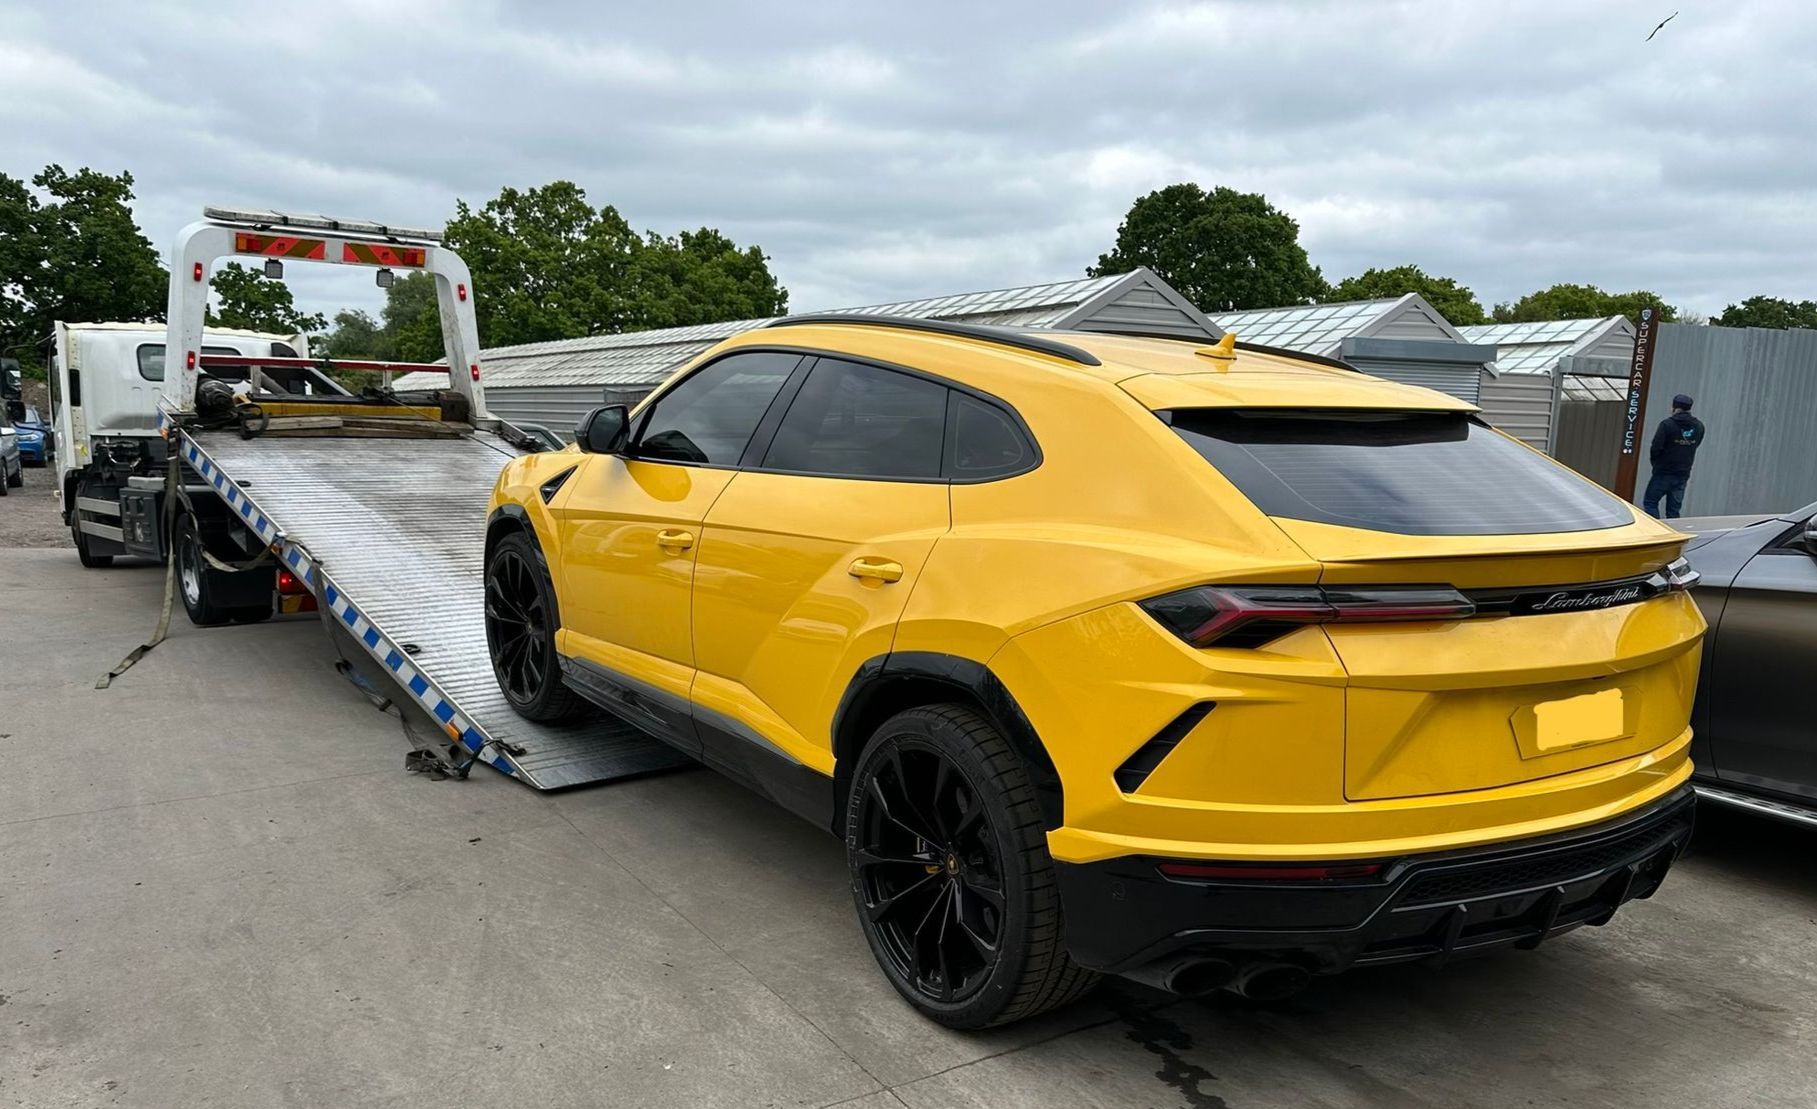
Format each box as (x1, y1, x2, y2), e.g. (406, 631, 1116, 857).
(945, 852, 959, 875)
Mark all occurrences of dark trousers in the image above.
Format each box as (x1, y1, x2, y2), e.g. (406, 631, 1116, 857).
(1643, 471, 1688, 519)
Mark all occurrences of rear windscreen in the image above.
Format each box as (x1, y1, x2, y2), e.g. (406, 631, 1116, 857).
(1164, 409, 1634, 536)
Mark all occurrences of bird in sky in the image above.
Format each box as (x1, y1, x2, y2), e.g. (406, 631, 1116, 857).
(1646, 11, 1679, 41)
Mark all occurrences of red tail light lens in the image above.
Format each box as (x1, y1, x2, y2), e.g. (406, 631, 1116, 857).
(1140, 584, 1475, 649)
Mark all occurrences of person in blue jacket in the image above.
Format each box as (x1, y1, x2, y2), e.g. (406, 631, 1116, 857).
(1643, 394, 1705, 519)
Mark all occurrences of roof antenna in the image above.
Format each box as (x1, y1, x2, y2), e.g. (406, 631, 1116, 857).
(1196, 331, 1237, 369)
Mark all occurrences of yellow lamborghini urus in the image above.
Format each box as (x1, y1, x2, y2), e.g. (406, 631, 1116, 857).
(484, 316, 1702, 1028)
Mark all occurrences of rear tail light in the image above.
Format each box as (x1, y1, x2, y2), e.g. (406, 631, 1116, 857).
(1140, 584, 1475, 649)
(277, 568, 307, 595)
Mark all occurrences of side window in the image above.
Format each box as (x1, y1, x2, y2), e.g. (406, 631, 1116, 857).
(632, 351, 800, 466)
(762, 358, 948, 480)
(947, 392, 1035, 479)
(137, 343, 243, 382)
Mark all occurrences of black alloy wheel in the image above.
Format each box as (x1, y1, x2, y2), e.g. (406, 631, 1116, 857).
(847, 705, 1097, 1029)
(854, 740, 1007, 1005)
(484, 532, 586, 721)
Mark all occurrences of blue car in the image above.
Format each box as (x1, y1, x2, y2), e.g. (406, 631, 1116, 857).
(14, 405, 48, 465)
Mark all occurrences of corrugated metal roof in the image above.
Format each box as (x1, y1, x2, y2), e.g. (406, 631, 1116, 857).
(830, 274, 1128, 327)
(399, 272, 1139, 390)
(1458, 317, 1632, 376)
(1208, 298, 1405, 357)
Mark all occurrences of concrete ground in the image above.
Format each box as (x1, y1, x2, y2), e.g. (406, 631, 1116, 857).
(2, 546, 1814, 1109)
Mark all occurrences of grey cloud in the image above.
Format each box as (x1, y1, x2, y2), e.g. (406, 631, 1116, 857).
(5, 0, 1814, 323)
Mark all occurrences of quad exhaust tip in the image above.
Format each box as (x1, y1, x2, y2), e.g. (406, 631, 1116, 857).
(1125, 957, 1312, 1001)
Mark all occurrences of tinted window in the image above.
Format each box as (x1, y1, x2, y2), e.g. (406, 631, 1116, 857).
(763, 358, 947, 480)
(948, 392, 1034, 479)
(633, 352, 799, 465)
(1167, 409, 1634, 536)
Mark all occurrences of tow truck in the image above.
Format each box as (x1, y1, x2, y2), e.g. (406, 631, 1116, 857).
(64, 206, 688, 789)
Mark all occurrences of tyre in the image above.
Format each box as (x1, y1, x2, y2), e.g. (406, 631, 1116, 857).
(72, 519, 112, 567)
(5, 460, 19, 487)
(845, 704, 1098, 1029)
(0, 467, 7, 495)
(175, 514, 232, 626)
(484, 531, 587, 722)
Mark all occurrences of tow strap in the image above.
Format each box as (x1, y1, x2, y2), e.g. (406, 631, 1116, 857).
(96, 455, 181, 690)
(312, 589, 475, 781)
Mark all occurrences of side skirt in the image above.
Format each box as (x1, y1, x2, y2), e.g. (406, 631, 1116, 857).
(557, 653, 836, 831)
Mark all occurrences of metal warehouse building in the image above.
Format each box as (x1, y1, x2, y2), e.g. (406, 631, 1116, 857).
(401, 267, 1220, 435)
(1458, 317, 1637, 485)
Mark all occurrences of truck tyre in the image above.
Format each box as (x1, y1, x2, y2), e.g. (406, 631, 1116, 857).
(72, 520, 113, 567)
(484, 530, 588, 722)
(845, 704, 1098, 1030)
(176, 514, 232, 626)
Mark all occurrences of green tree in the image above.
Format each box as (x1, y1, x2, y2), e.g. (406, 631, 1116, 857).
(0, 166, 167, 366)
(1325, 264, 1487, 325)
(1711, 295, 1817, 330)
(207, 262, 327, 334)
(317, 308, 387, 359)
(379, 271, 445, 363)
(1089, 183, 1326, 312)
(1490, 283, 1677, 325)
(443, 180, 787, 348)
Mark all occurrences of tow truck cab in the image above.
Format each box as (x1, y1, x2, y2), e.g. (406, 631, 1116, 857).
(50, 322, 336, 569)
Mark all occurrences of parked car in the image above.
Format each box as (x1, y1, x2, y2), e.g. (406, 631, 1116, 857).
(0, 412, 23, 493)
(1679, 500, 1817, 827)
(483, 317, 1703, 1028)
(14, 405, 49, 465)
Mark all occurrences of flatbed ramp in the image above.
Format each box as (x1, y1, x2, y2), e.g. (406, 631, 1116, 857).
(176, 428, 693, 789)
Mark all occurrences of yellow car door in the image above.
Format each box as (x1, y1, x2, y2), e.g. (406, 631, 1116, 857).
(552, 351, 805, 742)
(691, 356, 955, 789)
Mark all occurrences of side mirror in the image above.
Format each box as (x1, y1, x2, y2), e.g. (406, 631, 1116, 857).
(1800, 518, 1817, 557)
(577, 405, 629, 455)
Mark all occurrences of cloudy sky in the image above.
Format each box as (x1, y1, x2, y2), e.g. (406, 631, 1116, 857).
(4, 0, 1812, 323)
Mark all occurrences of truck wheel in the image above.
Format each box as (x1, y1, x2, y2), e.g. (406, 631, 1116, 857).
(484, 531, 587, 721)
(176, 514, 232, 626)
(845, 705, 1098, 1029)
(72, 520, 113, 567)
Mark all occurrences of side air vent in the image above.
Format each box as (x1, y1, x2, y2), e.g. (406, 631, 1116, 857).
(539, 466, 578, 504)
(1114, 702, 1215, 794)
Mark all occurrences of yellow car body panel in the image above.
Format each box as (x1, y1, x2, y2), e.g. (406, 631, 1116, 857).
(488, 321, 1702, 872)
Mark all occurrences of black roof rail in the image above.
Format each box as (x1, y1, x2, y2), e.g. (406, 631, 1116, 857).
(765, 314, 1103, 367)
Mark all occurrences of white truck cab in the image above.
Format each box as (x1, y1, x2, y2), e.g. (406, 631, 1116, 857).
(49, 321, 346, 565)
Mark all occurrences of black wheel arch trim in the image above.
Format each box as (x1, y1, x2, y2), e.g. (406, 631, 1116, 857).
(486, 505, 562, 631)
(832, 651, 1064, 832)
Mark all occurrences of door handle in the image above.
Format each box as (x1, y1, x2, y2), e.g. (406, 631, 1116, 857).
(849, 558, 903, 583)
(656, 529, 695, 550)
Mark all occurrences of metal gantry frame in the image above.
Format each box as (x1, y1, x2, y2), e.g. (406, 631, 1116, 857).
(159, 206, 489, 418)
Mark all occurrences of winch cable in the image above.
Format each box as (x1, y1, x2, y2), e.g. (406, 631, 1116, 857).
(96, 454, 181, 689)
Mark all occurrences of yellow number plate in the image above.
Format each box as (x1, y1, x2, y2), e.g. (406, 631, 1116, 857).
(1531, 688, 1628, 753)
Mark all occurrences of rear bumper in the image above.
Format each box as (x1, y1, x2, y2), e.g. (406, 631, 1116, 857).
(1054, 785, 1695, 977)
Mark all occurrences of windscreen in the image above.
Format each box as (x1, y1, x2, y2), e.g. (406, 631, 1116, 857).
(1165, 409, 1634, 536)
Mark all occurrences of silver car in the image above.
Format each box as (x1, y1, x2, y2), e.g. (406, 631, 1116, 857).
(0, 412, 23, 495)
(1680, 499, 1817, 827)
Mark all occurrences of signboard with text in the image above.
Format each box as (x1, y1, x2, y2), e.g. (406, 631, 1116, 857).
(1613, 305, 1661, 500)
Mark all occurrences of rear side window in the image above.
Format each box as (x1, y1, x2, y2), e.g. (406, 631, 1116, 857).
(1166, 409, 1634, 536)
(633, 351, 799, 465)
(762, 358, 947, 480)
(948, 392, 1034, 479)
